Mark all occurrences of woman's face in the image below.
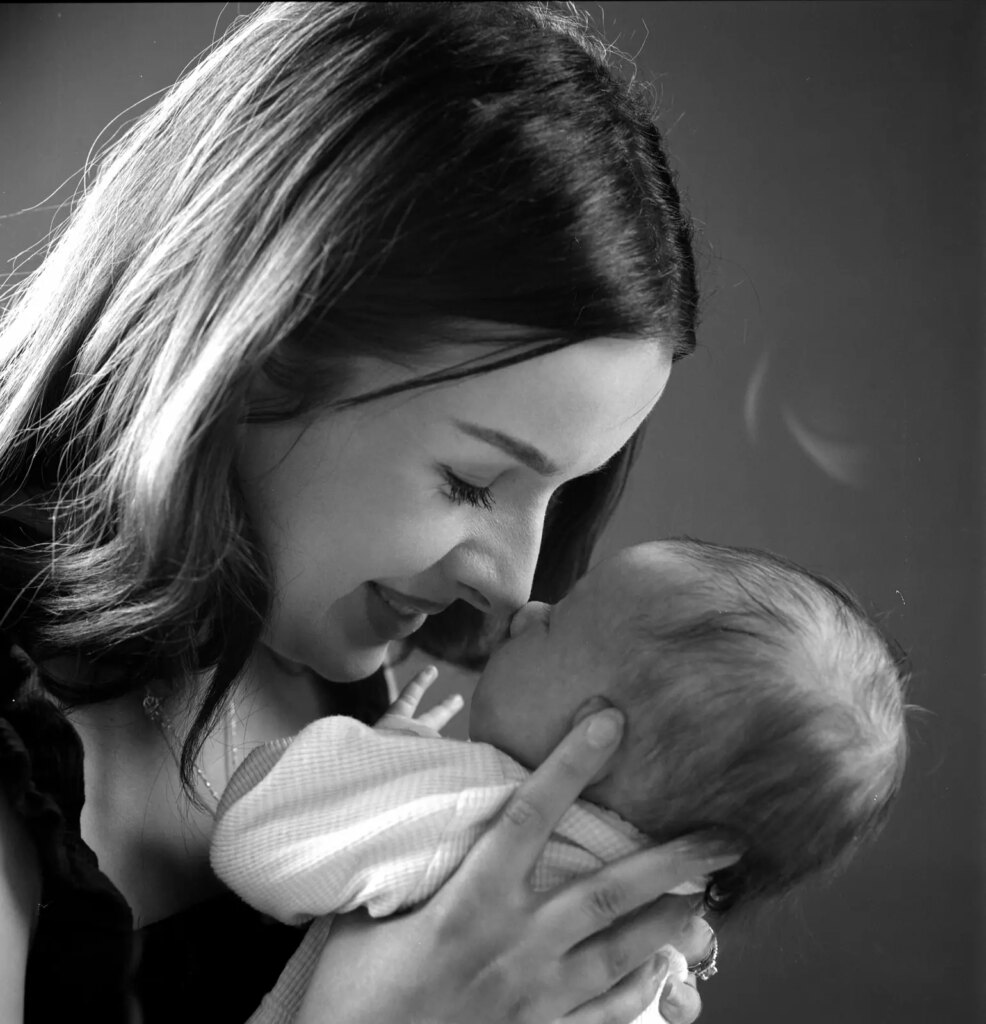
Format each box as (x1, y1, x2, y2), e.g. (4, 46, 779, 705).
(236, 337, 672, 683)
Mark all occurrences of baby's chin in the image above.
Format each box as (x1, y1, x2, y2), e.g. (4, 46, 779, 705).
(467, 708, 549, 773)
(468, 717, 528, 765)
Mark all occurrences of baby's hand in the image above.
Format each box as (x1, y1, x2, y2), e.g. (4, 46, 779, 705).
(385, 665, 464, 733)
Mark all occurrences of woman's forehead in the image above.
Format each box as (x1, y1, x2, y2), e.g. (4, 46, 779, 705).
(348, 335, 671, 399)
(349, 337, 671, 459)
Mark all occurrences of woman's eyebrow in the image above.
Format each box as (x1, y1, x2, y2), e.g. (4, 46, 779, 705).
(452, 420, 561, 476)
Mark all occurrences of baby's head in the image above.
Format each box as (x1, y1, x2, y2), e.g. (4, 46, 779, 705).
(470, 538, 908, 912)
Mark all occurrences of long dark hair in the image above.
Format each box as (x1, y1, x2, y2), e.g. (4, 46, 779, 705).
(0, 2, 698, 791)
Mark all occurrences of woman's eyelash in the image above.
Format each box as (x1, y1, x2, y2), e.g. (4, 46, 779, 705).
(441, 468, 496, 511)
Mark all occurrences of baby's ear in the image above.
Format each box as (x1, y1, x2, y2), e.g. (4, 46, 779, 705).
(570, 696, 621, 785)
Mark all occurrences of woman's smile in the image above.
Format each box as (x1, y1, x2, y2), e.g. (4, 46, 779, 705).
(365, 583, 452, 641)
(364, 583, 429, 641)
(371, 583, 452, 617)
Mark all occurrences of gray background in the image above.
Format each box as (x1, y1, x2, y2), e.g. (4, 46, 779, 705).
(0, 3, 982, 1021)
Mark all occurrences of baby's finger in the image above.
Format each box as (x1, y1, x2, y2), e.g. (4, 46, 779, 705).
(415, 693, 465, 732)
(388, 666, 439, 718)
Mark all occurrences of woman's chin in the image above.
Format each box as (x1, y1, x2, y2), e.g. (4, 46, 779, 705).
(315, 645, 392, 684)
(258, 640, 389, 685)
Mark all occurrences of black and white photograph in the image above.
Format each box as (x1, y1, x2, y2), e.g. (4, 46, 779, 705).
(0, 4, 981, 1022)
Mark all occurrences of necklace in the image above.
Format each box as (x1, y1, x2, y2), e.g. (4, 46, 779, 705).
(142, 689, 239, 810)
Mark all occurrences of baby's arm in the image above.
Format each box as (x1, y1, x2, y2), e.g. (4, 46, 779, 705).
(210, 694, 511, 925)
(211, 718, 463, 922)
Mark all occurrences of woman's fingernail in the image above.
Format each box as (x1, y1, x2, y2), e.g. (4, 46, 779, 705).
(422, 666, 438, 681)
(702, 852, 742, 872)
(672, 835, 743, 863)
(586, 710, 623, 748)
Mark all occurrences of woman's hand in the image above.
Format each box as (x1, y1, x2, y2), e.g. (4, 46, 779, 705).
(296, 707, 736, 1024)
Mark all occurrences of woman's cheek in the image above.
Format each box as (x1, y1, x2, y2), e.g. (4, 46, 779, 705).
(375, 508, 463, 575)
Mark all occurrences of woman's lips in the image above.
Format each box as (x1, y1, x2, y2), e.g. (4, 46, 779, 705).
(372, 583, 450, 616)
(365, 582, 435, 641)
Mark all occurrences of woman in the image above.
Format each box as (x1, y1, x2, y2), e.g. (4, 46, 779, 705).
(0, 3, 726, 1021)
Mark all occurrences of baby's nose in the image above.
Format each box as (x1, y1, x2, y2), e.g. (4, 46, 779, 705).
(508, 601, 551, 638)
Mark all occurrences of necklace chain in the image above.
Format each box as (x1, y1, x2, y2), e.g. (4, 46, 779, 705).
(142, 690, 239, 809)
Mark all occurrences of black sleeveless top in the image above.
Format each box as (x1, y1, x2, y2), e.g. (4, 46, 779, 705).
(2, 659, 389, 1024)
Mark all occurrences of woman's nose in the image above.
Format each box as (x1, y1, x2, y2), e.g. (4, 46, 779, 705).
(448, 512, 545, 617)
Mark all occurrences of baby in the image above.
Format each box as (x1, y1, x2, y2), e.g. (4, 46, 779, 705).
(210, 538, 908, 1024)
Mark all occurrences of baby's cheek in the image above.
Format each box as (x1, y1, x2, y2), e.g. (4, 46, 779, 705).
(465, 688, 505, 748)
(555, 639, 607, 699)
(467, 661, 528, 748)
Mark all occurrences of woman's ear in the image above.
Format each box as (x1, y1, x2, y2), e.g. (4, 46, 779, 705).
(570, 695, 622, 785)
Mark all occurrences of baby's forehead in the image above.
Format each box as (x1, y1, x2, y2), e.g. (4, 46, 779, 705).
(574, 543, 697, 611)
(592, 543, 691, 586)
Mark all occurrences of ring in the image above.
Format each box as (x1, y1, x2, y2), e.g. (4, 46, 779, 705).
(687, 933, 718, 981)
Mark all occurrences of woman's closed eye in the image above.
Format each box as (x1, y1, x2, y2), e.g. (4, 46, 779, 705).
(440, 467, 496, 511)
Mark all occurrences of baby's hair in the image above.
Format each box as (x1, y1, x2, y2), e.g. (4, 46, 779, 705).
(611, 538, 909, 915)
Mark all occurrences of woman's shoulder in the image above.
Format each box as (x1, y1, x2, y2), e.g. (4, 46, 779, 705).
(0, 667, 85, 882)
(0, 782, 40, 1024)
(0, 652, 132, 927)
(1, 661, 144, 1022)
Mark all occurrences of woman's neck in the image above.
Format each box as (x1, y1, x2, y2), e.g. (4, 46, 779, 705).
(66, 648, 332, 927)
(233, 643, 331, 747)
